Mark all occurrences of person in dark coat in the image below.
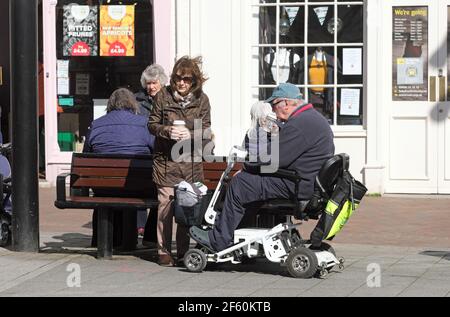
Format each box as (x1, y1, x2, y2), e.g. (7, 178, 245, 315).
(190, 83, 335, 252)
(134, 64, 169, 241)
(84, 88, 155, 249)
(135, 64, 169, 117)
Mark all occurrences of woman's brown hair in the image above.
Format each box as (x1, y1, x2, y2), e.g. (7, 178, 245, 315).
(170, 56, 208, 98)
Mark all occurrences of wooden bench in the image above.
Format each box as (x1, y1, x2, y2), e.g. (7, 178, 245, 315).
(54, 153, 159, 259)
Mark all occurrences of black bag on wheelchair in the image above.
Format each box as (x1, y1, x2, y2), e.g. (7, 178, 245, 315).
(310, 166, 367, 248)
(173, 182, 210, 227)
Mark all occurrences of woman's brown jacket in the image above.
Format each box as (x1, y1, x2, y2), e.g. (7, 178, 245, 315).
(148, 86, 212, 187)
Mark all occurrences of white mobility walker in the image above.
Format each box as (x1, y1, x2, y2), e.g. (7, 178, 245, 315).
(184, 147, 347, 279)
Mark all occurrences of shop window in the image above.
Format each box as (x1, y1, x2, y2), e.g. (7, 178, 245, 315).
(253, 0, 365, 126)
(55, 0, 153, 152)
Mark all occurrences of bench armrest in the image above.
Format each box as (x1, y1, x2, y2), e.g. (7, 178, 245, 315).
(56, 173, 71, 203)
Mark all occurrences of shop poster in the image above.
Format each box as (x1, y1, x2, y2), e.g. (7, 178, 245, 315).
(63, 5, 98, 56)
(392, 6, 428, 101)
(100, 5, 135, 57)
(340, 89, 360, 116)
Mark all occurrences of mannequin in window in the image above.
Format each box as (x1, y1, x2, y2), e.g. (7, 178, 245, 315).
(289, 47, 342, 120)
(263, 44, 301, 84)
(288, 6, 335, 44)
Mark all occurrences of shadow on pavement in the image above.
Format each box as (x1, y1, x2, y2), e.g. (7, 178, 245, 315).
(40, 233, 160, 262)
(40, 233, 97, 258)
(178, 258, 292, 277)
(419, 250, 450, 261)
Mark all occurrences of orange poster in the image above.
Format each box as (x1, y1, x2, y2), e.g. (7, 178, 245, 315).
(100, 5, 135, 57)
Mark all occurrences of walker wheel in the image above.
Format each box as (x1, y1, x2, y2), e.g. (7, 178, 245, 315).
(184, 249, 207, 273)
(286, 247, 318, 279)
(318, 262, 329, 279)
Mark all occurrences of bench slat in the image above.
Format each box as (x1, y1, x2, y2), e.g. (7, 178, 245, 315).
(202, 162, 242, 171)
(72, 177, 153, 190)
(72, 167, 152, 178)
(204, 181, 219, 190)
(55, 196, 159, 210)
(73, 157, 153, 169)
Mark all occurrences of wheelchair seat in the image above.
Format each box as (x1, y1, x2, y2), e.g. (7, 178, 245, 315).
(244, 154, 349, 221)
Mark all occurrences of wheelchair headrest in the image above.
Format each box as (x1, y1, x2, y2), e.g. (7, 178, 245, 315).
(315, 153, 349, 197)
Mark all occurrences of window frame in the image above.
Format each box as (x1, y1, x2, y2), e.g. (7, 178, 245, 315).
(250, 0, 367, 130)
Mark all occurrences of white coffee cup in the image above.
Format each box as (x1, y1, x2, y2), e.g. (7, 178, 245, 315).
(171, 120, 186, 140)
(173, 120, 186, 127)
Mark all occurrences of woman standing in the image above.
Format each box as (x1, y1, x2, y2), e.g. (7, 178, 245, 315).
(135, 64, 168, 239)
(149, 56, 211, 266)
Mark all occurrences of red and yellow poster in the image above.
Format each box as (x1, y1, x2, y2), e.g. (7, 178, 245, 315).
(100, 5, 135, 57)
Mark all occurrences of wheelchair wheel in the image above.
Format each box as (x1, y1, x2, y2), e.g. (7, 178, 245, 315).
(286, 247, 318, 279)
(184, 249, 207, 273)
(0, 222, 10, 247)
(0, 213, 11, 247)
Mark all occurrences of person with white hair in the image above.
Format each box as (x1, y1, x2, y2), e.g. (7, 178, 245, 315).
(244, 101, 279, 167)
(135, 64, 169, 117)
(134, 64, 168, 239)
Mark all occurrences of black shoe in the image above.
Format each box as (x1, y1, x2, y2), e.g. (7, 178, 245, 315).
(189, 226, 215, 252)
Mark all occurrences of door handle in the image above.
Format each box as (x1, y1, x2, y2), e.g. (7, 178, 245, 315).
(430, 76, 436, 102)
(439, 76, 446, 102)
(0, 66, 2, 86)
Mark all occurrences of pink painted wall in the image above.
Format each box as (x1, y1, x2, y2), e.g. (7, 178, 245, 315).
(153, 0, 174, 76)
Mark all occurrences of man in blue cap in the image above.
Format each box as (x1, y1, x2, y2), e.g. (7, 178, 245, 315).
(190, 83, 335, 252)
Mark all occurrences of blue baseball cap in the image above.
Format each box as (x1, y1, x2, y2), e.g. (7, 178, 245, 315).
(265, 83, 303, 104)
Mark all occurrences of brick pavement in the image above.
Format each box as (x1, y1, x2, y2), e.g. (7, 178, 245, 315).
(0, 187, 449, 298)
(38, 188, 450, 249)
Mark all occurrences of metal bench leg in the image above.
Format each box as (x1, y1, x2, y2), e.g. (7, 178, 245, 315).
(121, 209, 137, 251)
(97, 207, 113, 259)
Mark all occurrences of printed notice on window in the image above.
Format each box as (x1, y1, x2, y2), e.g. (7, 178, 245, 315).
(100, 5, 135, 56)
(343, 48, 362, 75)
(63, 5, 98, 56)
(57, 77, 70, 95)
(392, 6, 428, 101)
(340, 89, 360, 116)
(75, 73, 90, 95)
(57, 60, 69, 78)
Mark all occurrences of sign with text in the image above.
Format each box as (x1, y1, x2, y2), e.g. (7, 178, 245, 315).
(63, 5, 98, 56)
(392, 6, 428, 101)
(100, 5, 135, 57)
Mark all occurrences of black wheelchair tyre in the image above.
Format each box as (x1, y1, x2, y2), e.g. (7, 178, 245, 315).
(0, 213, 11, 247)
(286, 247, 318, 279)
(184, 249, 207, 273)
(0, 222, 10, 247)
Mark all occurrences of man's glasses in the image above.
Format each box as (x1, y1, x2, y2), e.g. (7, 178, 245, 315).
(174, 74, 194, 84)
(271, 99, 286, 108)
